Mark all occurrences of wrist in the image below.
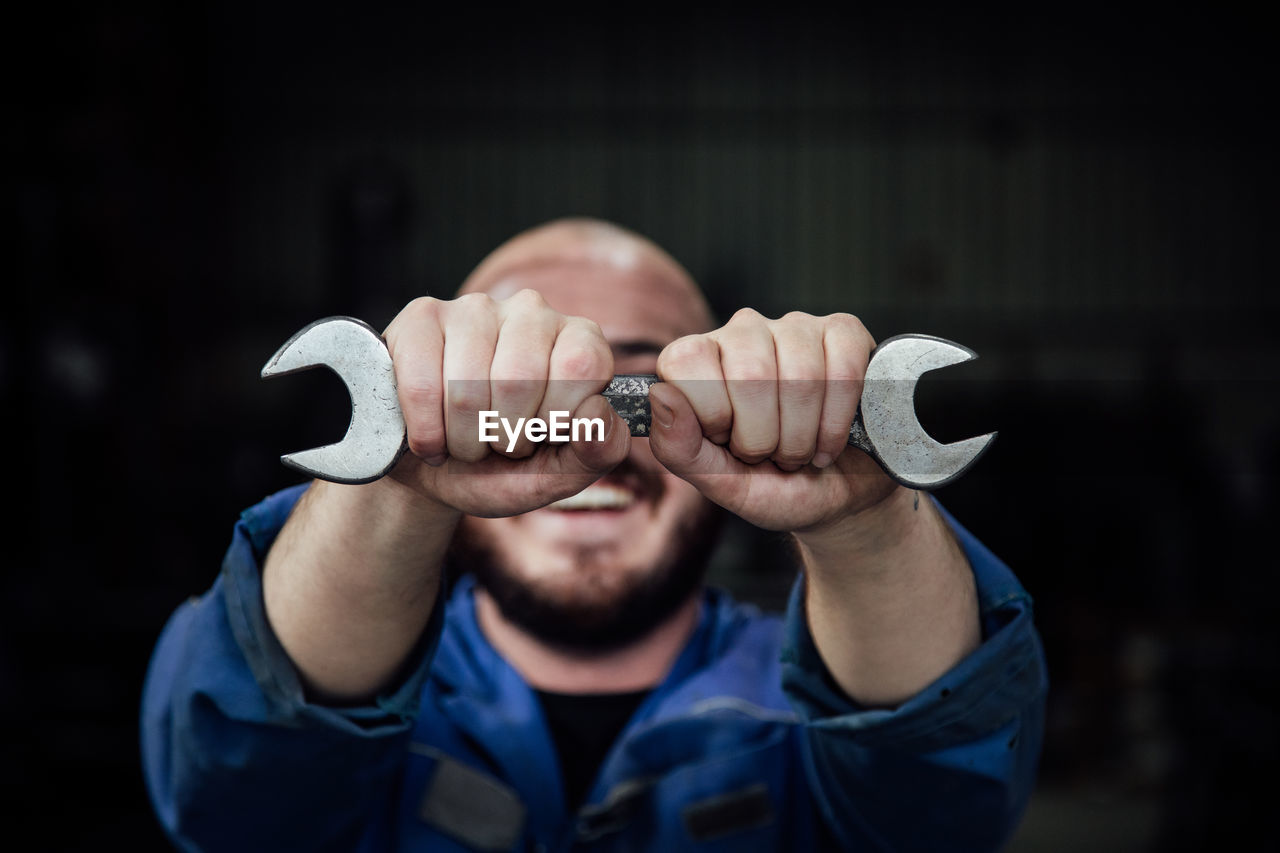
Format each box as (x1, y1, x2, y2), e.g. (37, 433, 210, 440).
(385, 452, 463, 518)
(793, 486, 935, 579)
(327, 474, 462, 562)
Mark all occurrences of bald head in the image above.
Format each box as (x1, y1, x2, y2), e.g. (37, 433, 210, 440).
(459, 218, 715, 335)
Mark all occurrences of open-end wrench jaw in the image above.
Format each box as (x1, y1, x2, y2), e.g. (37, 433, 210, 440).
(850, 334, 996, 490)
(261, 316, 407, 484)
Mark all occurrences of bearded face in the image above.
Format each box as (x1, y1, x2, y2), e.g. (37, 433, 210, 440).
(449, 221, 722, 654)
(451, 448, 724, 652)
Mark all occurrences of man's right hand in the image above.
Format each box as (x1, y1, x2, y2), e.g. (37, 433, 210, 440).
(381, 290, 632, 518)
(262, 290, 630, 702)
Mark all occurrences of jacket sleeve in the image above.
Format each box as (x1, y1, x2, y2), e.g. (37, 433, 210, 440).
(139, 484, 444, 852)
(780, 501, 1048, 852)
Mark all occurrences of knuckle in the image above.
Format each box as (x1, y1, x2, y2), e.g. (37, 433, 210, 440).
(827, 359, 867, 384)
(555, 330, 611, 381)
(491, 375, 542, 399)
(800, 383, 827, 406)
(729, 306, 764, 324)
(569, 316, 605, 343)
(778, 310, 816, 326)
(733, 354, 776, 382)
(818, 429, 850, 458)
(821, 403, 858, 430)
(401, 392, 445, 456)
(781, 379, 825, 407)
(386, 297, 440, 343)
(774, 445, 815, 467)
(508, 287, 546, 305)
(400, 381, 442, 413)
(446, 382, 489, 415)
(503, 288, 550, 315)
(826, 311, 863, 328)
(657, 335, 714, 375)
(491, 382, 544, 417)
(407, 427, 445, 459)
(557, 352, 605, 383)
(404, 295, 441, 321)
(701, 405, 734, 432)
(492, 356, 548, 384)
(565, 315, 605, 336)
(732, 446, 773, 464)
(449, 444, 488, 464)
(732, 432, 776, 460)
(451, 291, 495, 315)
(826, 312, 873, 345)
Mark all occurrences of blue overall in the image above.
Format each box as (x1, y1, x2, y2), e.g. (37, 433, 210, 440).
(141, 485, 1046, 851)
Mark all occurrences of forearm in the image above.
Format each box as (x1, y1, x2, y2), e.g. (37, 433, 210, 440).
(794, 486, 980, 708)
(143, 546, 435, 850)
(263, 475, 461, 702)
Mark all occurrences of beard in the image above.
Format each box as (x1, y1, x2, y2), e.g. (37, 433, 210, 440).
(449, 496, 725, 654)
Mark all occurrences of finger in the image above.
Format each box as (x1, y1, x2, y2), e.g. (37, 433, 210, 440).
(770, 312, 825, 471)
(656, 334, 733, 445)
(714, 309, 778, 465)
(386, 297, 447, 466)
(489, 289, 559, 458)
(542, 316, 614, 423)
(441, 293, 499, 463)
(650, 380, 860, 530)
(556, 393, 630, 476)
(813, 314, 873, 468)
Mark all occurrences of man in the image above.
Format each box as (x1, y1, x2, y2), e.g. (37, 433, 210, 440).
(142, 218, 1046, 851)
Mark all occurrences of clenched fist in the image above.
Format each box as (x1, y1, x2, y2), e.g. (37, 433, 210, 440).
(382, 289, 631, 518)
(648, 308, 898, 532)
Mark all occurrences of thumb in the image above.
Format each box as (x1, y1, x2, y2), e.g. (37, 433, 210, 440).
(647, 383, 739, 481)
(556, 393, 631, 476)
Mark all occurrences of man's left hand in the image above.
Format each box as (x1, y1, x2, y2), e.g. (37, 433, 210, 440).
(647, 308, 900, 533)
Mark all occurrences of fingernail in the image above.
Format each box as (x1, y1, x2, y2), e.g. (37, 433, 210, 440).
(811, 451, 834, 469)
(649, 397, 674, 430)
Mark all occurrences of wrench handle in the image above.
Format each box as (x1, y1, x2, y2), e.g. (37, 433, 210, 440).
(601, 375, 657, 436)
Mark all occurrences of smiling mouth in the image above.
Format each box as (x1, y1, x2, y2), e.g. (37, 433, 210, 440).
(545, 483, 639, 512)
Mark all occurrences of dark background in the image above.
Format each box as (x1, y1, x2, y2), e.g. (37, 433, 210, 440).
(7, 4, 1277, 850)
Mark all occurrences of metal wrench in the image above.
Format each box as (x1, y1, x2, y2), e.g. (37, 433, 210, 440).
(261, 316, 995, 489)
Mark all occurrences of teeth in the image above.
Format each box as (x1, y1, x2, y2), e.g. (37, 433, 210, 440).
(547, 484, 637, 511)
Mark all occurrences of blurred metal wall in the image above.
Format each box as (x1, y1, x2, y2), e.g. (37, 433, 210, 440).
(210, 8, 1273, 325)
